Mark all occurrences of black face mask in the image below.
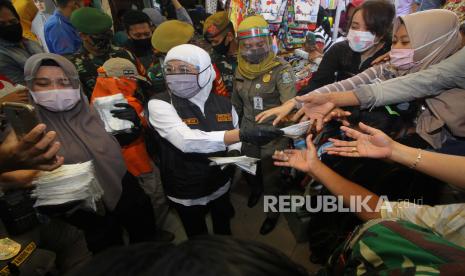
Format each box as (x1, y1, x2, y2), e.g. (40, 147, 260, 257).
(132, 38, 153, 55)
(212, 36, 230, 56)
(242, 48, 269, 64)
(90, 35, 113, 53)
(0, 23, 23, 43)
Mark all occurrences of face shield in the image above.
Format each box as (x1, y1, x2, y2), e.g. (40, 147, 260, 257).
(238, 28, 272, 65)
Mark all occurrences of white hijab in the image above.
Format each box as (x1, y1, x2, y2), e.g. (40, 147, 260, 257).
(164, 44, 216, 114)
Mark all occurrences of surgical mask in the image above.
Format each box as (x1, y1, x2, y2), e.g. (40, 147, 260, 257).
(241, 48, 269, 64)
(166, 74, 201, 99)
(390, 28, 458, 71)
(212, 36, 229, 56)
(347, 29, 376, 53)
(389, 49, 415, 70)
(30, 88, 81, 112)
(0, 23, 23, 43)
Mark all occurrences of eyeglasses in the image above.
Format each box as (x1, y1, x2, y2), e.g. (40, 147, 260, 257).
(163, 64, 200, 75)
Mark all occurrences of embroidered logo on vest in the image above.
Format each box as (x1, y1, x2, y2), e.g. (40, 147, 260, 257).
(183, 118, 200, 125)
(216, 113, 233, 122)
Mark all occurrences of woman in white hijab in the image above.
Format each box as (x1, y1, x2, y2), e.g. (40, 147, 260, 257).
(148, 44, 283, 238)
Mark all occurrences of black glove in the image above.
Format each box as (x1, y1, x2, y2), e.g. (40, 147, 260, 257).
(113, 129, 141, 147)
(226, 149, 241, 157)
(110, 103, 141, 128)
(239, 125, 284, 146)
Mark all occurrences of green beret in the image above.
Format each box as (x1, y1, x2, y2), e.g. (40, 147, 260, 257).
(151, 20, 194, 53)
(71, 7, 113, 35)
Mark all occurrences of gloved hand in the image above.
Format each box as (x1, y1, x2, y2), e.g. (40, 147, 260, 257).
(113, 129, 141, 147)
(111, 103, 141, 128)
(239, 125, 284, 146)
(227, 149, 241, 157)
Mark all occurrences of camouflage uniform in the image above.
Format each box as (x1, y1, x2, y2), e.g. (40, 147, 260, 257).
(324, 218, 465, 275)
(68, 45, 135, 99)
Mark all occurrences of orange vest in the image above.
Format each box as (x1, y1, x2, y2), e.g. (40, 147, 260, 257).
(91, 72, 153, 176)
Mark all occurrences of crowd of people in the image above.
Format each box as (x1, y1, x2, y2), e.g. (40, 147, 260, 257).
(0, 0, 464, 274)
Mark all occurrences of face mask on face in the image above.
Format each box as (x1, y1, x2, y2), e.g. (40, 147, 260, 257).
(212, 35, 230, 56)
(389, 48, 415, 70)
(166, 74, 201, 99)
(0, 23, 23, 43)
(30, 88, 81, 112)
(389, 28, 457, 72)
(347, 29, 376, 53)
(242, 47, 269, 64)
(132, 38, 153, 54)
(90, 34, 113, 52)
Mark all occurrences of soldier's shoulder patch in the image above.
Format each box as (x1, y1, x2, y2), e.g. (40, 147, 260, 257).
(281, 71, 292, 84)
(216, 113, 233, 122)
(182, 118, 199, 125)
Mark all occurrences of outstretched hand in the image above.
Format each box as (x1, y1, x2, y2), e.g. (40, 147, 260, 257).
(255, 99, 296, 126)
(325, 122, 394, 159)
(273, 134, 322, 175)
(292, 93, 335, 132)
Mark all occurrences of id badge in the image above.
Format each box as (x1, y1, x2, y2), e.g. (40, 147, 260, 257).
(253, 96, 264, 110)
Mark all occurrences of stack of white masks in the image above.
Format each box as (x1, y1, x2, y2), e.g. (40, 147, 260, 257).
(31, 161, 103, 212)
(93, 93, 133, 133)
(209, 156, 260, 175)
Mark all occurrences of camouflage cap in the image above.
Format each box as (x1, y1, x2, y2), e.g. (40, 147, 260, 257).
(71, 7, 113, 35)
(151, 20, 194, 53)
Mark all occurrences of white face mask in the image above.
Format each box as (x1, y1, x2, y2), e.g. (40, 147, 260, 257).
(30, 88, 81, 112)
(347, 29, 376, 53)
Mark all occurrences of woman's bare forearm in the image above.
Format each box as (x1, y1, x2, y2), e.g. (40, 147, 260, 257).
(390, 142, 465, 190)
(311, 162, 381, 221)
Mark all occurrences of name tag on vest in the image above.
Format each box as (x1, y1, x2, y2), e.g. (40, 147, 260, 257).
(183, 118, 199, 125)
(216, 113, 233, 122)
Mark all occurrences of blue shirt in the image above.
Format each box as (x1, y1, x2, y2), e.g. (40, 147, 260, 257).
(415, 0, 443, 11)
(44, 10, 82, 55)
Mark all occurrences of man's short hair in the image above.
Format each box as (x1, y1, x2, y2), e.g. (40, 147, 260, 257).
(55, 0, 75, 9)
(122, 10, 152, 31)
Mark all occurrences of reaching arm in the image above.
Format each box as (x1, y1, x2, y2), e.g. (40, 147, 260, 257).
(273, 135, 382, 221)
(148, 99, 236, 153)
(354, 47, 465, 109)
(172, 0, 193, 25)
(326, 122, 465, 190)
(148, 99, 284, 153)
(311, 64, 383, 94)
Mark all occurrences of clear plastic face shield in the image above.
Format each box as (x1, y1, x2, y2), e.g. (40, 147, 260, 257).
(238, 27, 272, 65)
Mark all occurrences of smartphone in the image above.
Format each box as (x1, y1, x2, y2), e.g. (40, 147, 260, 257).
(2, 102, 40, 139)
